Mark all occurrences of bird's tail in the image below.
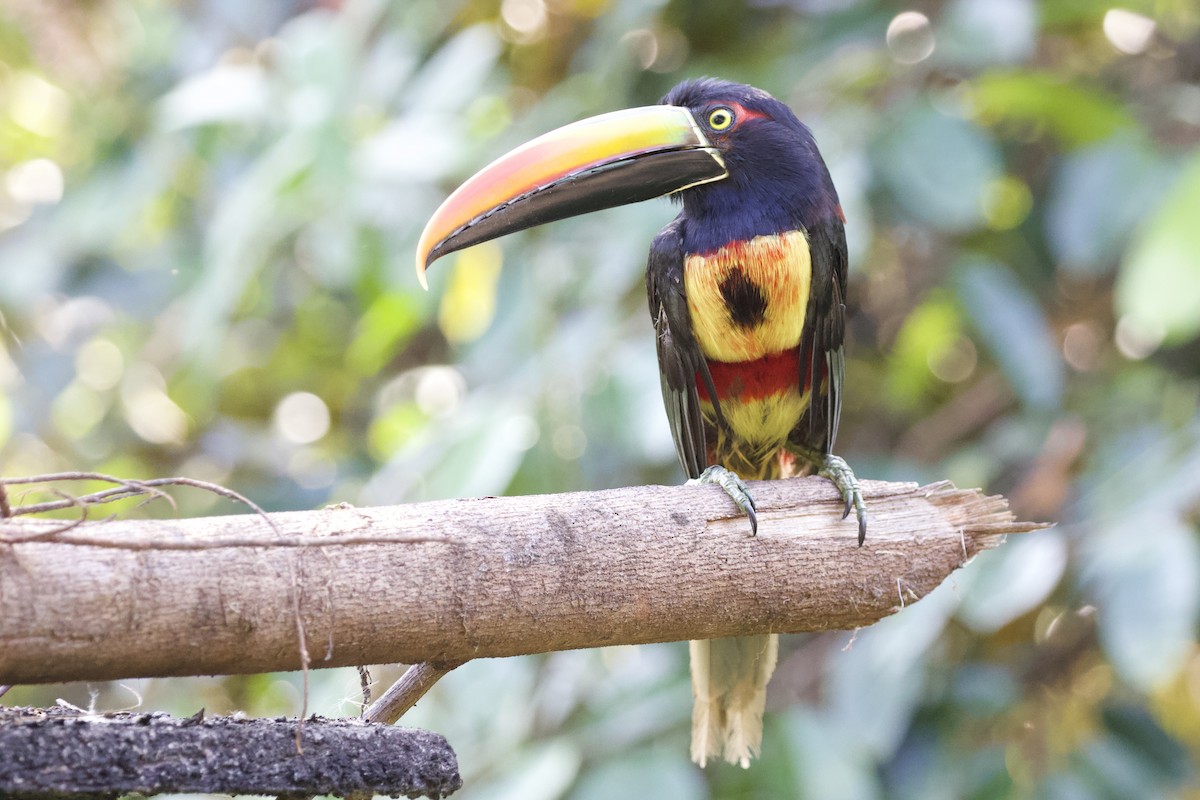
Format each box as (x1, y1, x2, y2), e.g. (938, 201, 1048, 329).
(689, 634, 779, 768)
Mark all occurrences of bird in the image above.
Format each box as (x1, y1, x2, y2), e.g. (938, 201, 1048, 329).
(415, 77, 865, 768)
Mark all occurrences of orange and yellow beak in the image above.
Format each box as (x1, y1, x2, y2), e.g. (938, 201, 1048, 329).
(415, 105, 727, 288)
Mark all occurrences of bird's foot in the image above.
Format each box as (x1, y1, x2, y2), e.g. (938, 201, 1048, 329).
(688, 465, 758, 536)
(817, 453, 867, 545)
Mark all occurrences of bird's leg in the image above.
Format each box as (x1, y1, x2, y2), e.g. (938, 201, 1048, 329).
(793, 447, 867, 545)
(819, 453, 867, 545)
(688, 465, 758, 535)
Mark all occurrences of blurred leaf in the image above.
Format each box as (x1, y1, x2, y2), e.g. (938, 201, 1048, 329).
(440, 243, 504, 344)
(886, 289, 964, 410)
(357, 113, 468, 182)
(406, 25, 503, 114)
(0, 391, 12, 449)
(367, 401, 426, 460)
(363, 388, 533, 502)
(948, 664, 1020, 717)
(875, 103, 1001, 233)
(1047, 136, 1172, 276)
(957, 531, 1067, 634)
(1032, 773, 1101, 800)
(1082, 513, 1200, 691)
(568, 752, 705, 800)
(954, 258, 1064, 410)
(1078, 417, 1200, 523)
(1080, 732, 1188, 799)
(470, 741, 582, 800)
(1037, 0, 1108, 27)
(1115, 149, 1200, 347)
(157, 64, 270, 130)
(185, 132, 317, 360)
(882, 739, 1011, 800)
(971, 71, 1136, 146)
(825, 579, 962, 757)
(1101, 704, 1193, 785)
(781, 709, 880, 800)
(347, 292, 423, 376)
(937, 0, 1036, 67)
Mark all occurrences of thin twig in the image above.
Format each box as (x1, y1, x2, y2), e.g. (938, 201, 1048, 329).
(20, 492, 92, 539)
(289, 558, 310, 754)
(363, 661, 465, 726)
(0, 472, 456, 550)
(0, 529, 454, 549)
(12, 484, 174, 516)
(1, 473, 277, 533)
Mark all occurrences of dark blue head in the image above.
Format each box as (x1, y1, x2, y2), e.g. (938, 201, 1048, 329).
(660, 78, 840, 253)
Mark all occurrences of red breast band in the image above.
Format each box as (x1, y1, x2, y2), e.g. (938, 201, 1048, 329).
(698, 347, 804, 403)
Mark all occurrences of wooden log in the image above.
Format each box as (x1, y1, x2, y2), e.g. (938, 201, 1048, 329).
(0, 705, 461, 799)
(0, 478, 1042, 685)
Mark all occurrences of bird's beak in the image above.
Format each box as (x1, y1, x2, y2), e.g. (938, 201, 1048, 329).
(415, 105, 727, 288)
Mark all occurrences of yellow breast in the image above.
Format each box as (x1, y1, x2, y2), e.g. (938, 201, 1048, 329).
(683, 231, 812, 362)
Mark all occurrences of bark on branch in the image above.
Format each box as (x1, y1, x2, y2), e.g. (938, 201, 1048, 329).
(0, 705, 461, 799)
(0, 478, 1043, 685)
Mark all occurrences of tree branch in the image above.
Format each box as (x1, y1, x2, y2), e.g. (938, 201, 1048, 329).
(0, 478, 1043, 685)
(365, 661, 466, 726)
(0, 705, 461, 799)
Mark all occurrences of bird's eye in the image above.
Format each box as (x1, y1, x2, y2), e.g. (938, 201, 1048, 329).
(707, 107, 734, 131)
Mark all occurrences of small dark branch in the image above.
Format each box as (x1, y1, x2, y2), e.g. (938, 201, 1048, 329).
(358, 665, 373, 714)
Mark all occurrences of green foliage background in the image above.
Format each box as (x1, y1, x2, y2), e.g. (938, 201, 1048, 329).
(3, 0, 1200, 796)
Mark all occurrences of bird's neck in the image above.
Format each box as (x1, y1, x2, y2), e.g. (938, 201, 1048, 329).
(680, 168, 831, 256)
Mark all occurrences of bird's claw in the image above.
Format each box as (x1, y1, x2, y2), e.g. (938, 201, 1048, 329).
(689, 465, 758, 536)
(818, 453, 867, 546)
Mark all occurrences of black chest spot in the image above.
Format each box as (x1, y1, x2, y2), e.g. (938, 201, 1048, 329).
(719, 267, 768, 329)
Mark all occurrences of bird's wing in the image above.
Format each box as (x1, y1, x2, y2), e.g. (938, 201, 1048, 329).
(647, 220, 721, 480)
(798, 211, 848, 453)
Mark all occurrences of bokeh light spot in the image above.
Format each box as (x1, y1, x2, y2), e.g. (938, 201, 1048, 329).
(502, 414, 540, 452)
(621, 28, 688, 73)
(1114, 315, 1164, 360)
(928, 335, 978, 383)
(500, 0, 548, 43)
(52, 382, 108, 440)
(983, 176, 1032, 230)
(76, 338, 125, 392)
(552, 425, 587, 460)
(273, 391, 331, 444)
(288, 449, 337, 490)
(414, 366, 467, 419)
(9, 71, 69, 137)
(886, 11, 936, 64)
(1103, 9, 1156, 55)
(1062, 321, 1103, 371)
(122, 367, 190, 446)
(6, 158, 64, 205)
